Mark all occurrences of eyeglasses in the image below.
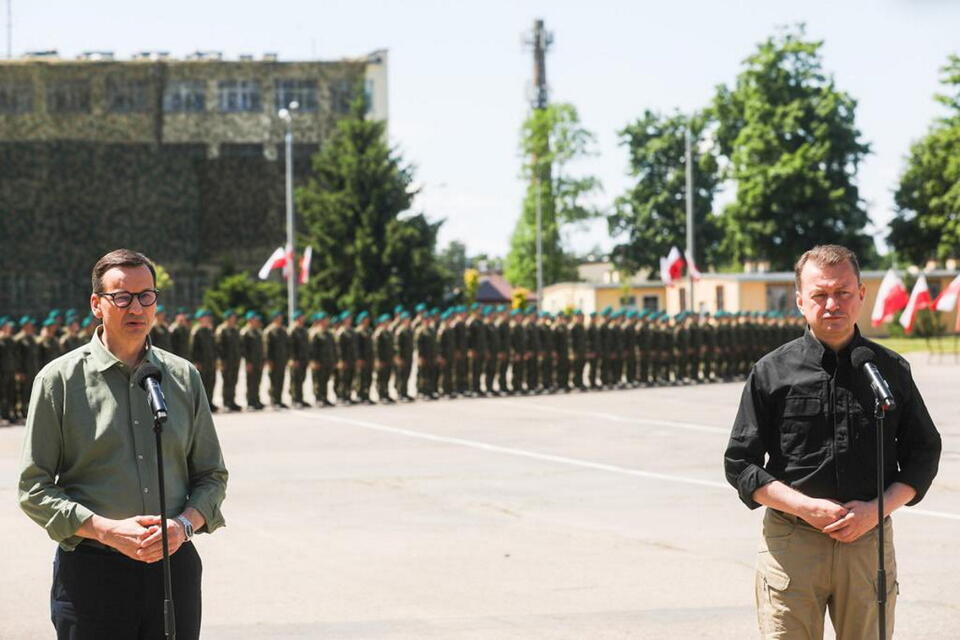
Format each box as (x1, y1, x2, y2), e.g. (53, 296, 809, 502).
(97, 289, 159, 309)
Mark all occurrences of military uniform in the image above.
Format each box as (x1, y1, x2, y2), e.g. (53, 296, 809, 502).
(484, 311, 500, 395)
(264, 315, 291, 407)
(496, 311, 511, 394)
(355, 316, 374, 404)
(555, 317, 571, 391)
(215, 314, 242, 411)
(570, 314, 587, 390)
(373, 316, 396, 403)
(0, 321, 17, 421)
(466, 312, 487, 395)
(240, 314, 265, 409)
(190, 312, 218, 410)
(288, 314, 310, 407)
(508, 313, 526, 394)
(415, 317, 439, 398)
(335, 319, 358, 403)
(393, 317, 414, 401)
(14, 322, 40, 419)
(309, 315, 337, 406)
(170, 316, 192, 359)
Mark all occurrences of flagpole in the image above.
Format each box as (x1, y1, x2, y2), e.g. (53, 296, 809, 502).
(279, 101, 299, 321)
(685, 126, 695, 312)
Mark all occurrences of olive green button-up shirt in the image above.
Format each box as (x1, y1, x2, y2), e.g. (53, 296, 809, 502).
(18, 328, 228, 551)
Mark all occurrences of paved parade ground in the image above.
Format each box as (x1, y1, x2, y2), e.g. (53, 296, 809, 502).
(1, 352, 958, 639)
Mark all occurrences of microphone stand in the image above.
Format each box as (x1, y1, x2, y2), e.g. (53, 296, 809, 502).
(153, 411, 177, 640)
(874, 398, 886, 640)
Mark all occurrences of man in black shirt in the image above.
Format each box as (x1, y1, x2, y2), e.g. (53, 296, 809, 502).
(724, 245, 941, 640)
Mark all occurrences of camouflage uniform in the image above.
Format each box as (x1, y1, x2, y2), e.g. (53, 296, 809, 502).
(508, 313, 526, 394)
(555, 316, 571, 392)
(264, 315, 291, 407)
(215, 314, 242, 410)
(569, 313, 587, 390)
(15, 322, 40, 417)
(309, 315, 337, 406)
(466, 312, 487, 395)
(288, 314, 310, 407)
(190, 312, 218, 410)
(240, 314, 265, 409)
(336, 318, 358, 403)
(394, 318, 414, 401)
(415, 316, 439, 398)
(355, 316, 374, 403)
(373, 317, 396, 402)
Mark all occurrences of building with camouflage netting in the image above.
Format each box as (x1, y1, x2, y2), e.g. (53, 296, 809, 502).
(0, 49, 388, 315)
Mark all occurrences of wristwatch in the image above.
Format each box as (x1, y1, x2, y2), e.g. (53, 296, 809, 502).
(176, 515, 194, 540)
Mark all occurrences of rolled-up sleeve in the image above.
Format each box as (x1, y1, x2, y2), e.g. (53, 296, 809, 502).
(184, 367, 228, 533)
(892, 369, 941, 506)
(724, 368, 778, 509)
(18, 372, 94, 543)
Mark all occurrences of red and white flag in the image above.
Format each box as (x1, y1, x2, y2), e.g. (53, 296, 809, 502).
(299, 246, 313, 285)
(688, 256, 702, 281)
(899, 273, 932, 334)
(659, 257, 676, 287)
(870, 269, 909, 327)
(665, 246, 685, 281)
(933, 273, 960, 312)
(282, 244, 294, 278)
(258, 246, 287, 280)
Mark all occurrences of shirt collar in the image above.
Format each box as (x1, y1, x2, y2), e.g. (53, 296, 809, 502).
(802, 324, 865, 368)
(88, 325, 157, 373)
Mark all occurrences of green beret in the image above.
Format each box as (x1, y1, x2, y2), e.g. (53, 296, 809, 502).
(292, 309, 304, 320)
(377, 313, 391, 324)
(355, 311, 369, 322)
(194, 309, 212, 319)
(244, 310, 259, 320)
(80, 316, 94, 328)
(19, 315, 34, 326)
(43, 317, 57, 327)
(177, 307, 189, 315)
(155, 304, 166, 314)
(223, 309, 236, 318)
(399, 311, 410, 319)
(414, 303, 427, 312)
(394, 305, 404, 314)
(270, 309, 284, 320)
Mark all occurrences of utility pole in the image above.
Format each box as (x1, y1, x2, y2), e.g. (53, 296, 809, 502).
(279, 101, 299, 321)
(525, 18, 552, 311)
(685, 126, 695, 313)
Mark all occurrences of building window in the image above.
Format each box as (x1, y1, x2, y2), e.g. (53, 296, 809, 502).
(220, 143, 264, 158)
(106, 76, 150, 113)
(274, 79, 318, 111)
(679, 288, 687, 311)
(46, 80, 91, 113)
(164, 80, 206, 112)
(642, 295, 659, 311)
(715, 285, 725, 311)
(218, 80, 261, 112)
(619, 295, 636, 308)
(330, 79, 355, 114)
(0, 82, 33, 114)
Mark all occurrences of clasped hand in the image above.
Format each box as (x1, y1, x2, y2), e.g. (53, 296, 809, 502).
(803, 498, 877, 543)
(106, 515, 185, 563)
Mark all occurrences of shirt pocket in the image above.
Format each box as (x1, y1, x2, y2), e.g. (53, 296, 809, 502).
(780, 395, 825, 462)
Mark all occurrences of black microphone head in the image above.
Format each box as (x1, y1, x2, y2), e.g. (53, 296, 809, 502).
(134, 362, 163, 391)
(851, 346, 875, 370)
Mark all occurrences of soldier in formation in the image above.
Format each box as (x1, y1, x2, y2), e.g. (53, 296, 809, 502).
(0, 302, 804, 421)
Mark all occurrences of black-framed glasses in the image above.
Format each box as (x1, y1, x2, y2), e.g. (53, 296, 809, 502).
(97, 289, 159, 309)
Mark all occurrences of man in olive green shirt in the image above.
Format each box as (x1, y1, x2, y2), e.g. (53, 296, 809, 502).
(17, 249, 227, 640)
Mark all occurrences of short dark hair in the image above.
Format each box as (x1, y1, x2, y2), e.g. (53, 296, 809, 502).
(794, 245, 861, 293)
(91, 249, 157, 293)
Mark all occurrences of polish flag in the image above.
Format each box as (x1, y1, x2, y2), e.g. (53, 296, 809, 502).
(870, 269, 909, 327)
(899, 273, 932, 334)
(933, 273, 960, 312)
(688, 255, 702, 281)
(659, 257, 674, 286)
(299, 246, 313, 285)
(258, 246, 287, 280)
(666, 246, 686, 281)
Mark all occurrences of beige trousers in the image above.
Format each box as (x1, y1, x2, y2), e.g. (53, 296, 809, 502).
(756, 508, 898, 640)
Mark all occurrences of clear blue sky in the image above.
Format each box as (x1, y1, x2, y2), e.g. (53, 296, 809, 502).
(12, 0, 960, 261)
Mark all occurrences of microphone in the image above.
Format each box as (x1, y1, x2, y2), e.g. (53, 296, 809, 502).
(134, 363, 169, 423)
(851, 346, 896, 411)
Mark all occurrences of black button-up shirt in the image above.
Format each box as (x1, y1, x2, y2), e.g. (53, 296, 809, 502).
(724, 326, 941, 509)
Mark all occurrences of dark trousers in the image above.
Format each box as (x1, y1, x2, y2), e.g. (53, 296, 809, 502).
(52, 542, 202, 640)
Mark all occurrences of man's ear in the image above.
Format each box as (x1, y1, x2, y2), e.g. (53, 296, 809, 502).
(90, 294, 102, 319)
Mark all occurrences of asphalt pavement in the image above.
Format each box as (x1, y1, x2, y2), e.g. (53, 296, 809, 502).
(1, 352, 957, 639)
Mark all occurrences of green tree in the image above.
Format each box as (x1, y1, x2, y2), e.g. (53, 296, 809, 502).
(202, 273, 285, 319)
(506, 103, 601, 289)
(889, 54, 960, 264)
(608, 110, 721, 275)
(712, 25, 874, 269)
(296, 95, 447, 314)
